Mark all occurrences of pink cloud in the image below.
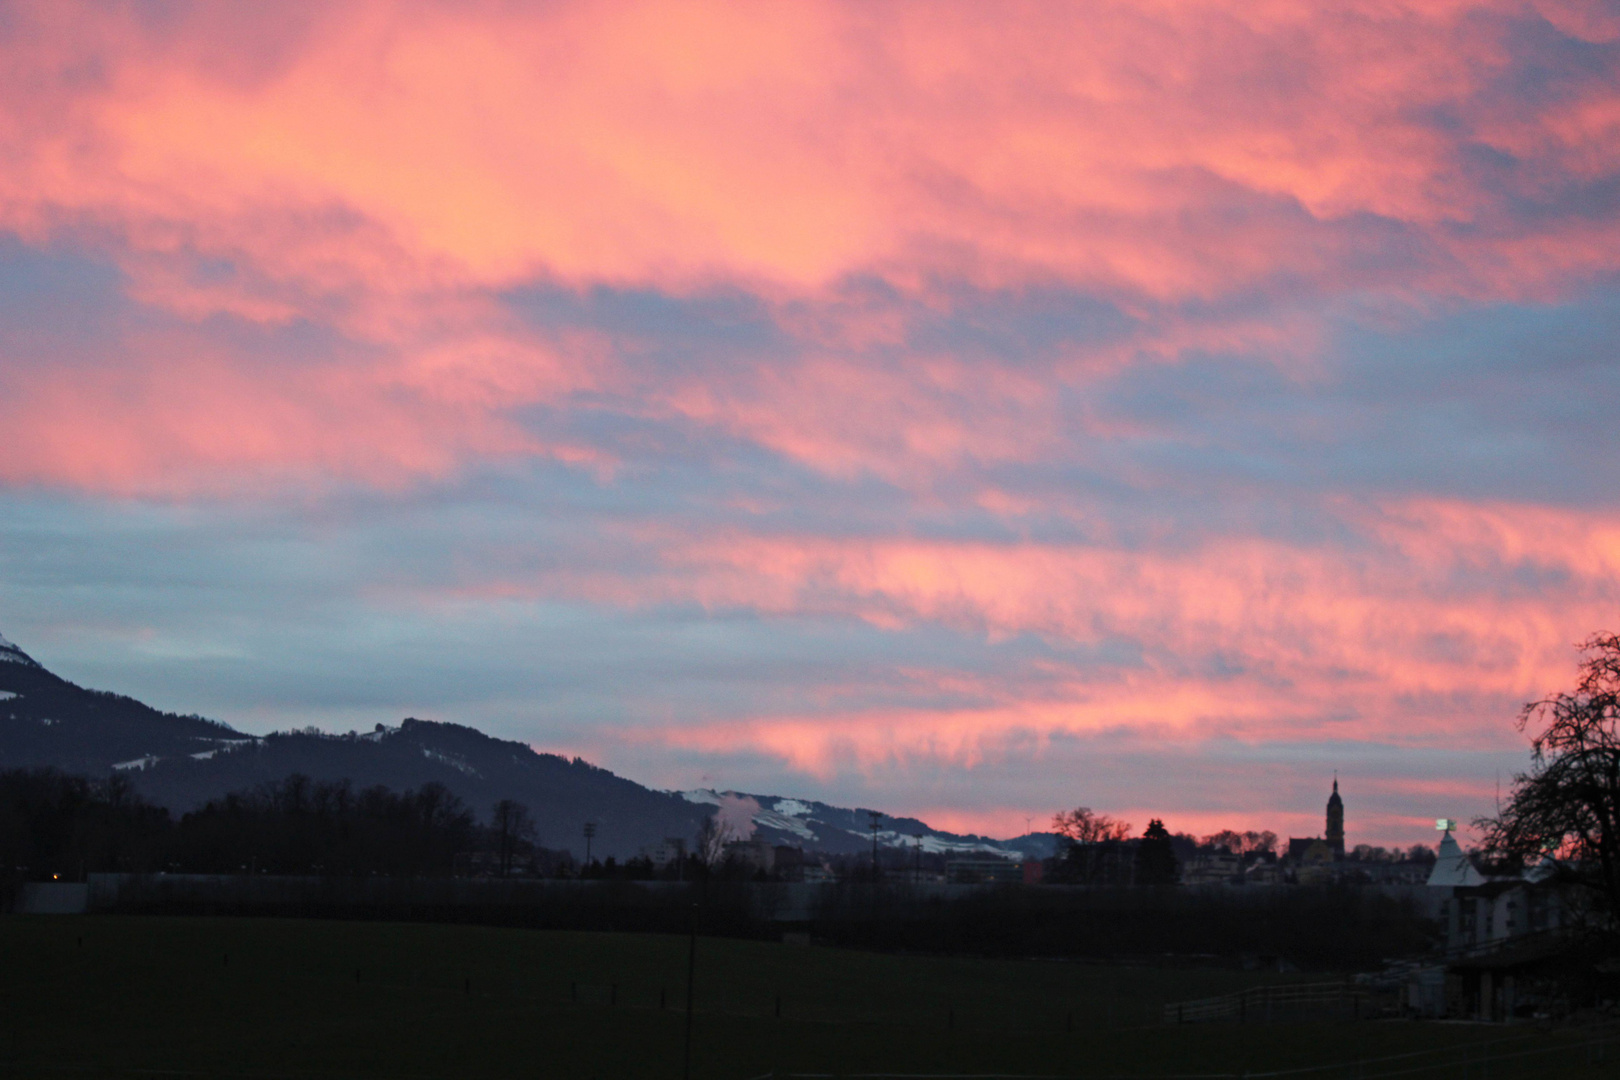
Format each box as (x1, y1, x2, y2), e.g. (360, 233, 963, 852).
(2, 1, 1616, 309)
(0, 1, 1613, 492)
(426, 496, 1617, 784)
(0, 315, 605, 495)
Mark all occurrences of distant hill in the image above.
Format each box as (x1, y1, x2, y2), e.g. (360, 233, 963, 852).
(133, 719, 714, 860)
(0, 631, 1054, 861)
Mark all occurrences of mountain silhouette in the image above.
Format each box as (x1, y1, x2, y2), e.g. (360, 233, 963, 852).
(0, 631, 1051, 860)
(0, 632, 239, 775)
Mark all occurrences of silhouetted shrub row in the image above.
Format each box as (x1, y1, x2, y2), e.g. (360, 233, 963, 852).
(0, 768, 479, 885)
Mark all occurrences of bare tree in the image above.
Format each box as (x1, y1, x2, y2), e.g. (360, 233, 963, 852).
(490, 799, 536, 877)
(1200, 829, 1279, 855)
(1477, 633, 1620, 920)
(1052, 806, 1132, 844)
(695, 811, 737, 866)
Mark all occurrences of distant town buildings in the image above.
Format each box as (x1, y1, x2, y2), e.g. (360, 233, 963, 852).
(1276, 778, 1432, 886)
(1181, 848, 1241, 886)
(622, 775, 1448, 892)
(721, 838, 775, 873)
(641, 837, 686, 870)
(944, 857, 1023, 884)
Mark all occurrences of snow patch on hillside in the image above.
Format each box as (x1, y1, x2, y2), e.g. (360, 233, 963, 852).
(753, 803, 816, 841)
(423, 748, 482, 778)
(189, 736, 261, 754)
(0, 691, 17, 701)
(112, 755, 160, 772)
(681, 789, 1041, 856)
(683, 789, 815, 841)
(875, 829, 1017, 857)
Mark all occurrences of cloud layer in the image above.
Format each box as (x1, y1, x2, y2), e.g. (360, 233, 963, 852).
(2, 0, 1619, 843)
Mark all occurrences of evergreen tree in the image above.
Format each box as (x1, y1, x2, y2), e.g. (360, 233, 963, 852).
(1135, 818, 1178, 886)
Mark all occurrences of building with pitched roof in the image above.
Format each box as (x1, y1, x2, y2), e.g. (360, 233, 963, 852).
(1410, 821, 1574, 1021)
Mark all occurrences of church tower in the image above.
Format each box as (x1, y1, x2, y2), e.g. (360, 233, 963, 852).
(1325, 777, 1344, 859)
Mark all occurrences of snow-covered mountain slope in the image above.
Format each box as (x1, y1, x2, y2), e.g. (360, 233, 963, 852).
(0, 632, 42, 668)
(681, 788, 1057, 859)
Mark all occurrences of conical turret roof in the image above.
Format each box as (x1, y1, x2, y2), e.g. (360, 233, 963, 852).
(1427, 830, 1485, 887)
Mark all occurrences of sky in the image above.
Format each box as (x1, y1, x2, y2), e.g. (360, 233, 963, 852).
(2, 0, 1618, 848)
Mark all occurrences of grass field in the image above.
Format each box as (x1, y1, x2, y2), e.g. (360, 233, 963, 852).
(0, 916, 1611, 1079)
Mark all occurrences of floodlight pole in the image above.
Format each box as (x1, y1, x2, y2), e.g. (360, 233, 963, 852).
(868, 811, 882, 880)
(683, 898, 698, 1080)
(583, 821, 596, 866)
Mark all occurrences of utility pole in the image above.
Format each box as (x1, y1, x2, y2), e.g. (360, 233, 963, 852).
(868, 811, 882, 880)
(683, 897, 698, 1080)
(583, 822, 596, 866)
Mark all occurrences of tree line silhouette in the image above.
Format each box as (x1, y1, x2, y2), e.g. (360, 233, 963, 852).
(0, 768, 490, 884)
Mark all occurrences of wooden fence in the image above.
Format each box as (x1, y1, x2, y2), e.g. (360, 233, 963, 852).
(1164, 980, 1368, 1024)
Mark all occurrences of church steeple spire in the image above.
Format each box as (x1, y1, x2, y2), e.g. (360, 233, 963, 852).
(1325, 774, 1345, 859)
